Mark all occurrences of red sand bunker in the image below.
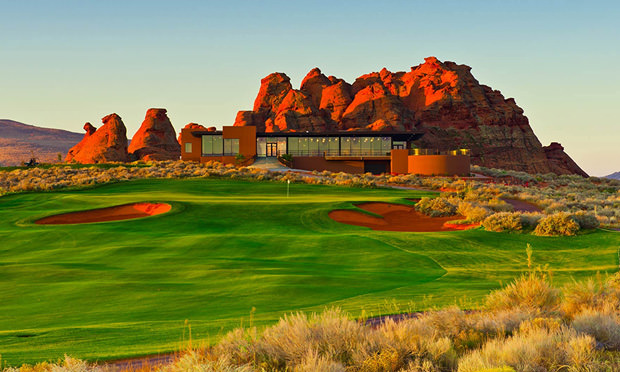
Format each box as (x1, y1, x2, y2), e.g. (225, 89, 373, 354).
(329, 202, 478, 232)
(35, 203, 171, 225)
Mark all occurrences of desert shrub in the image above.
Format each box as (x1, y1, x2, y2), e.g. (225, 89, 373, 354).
(572, 309, 620, 350)
(518, 212, 543, 229)
(571, 211, 600, 230)
(562, 274, 620, 318)
(533, 212, 580, 236)
(256, 308, 365, 368)
(457, 202, 490, 222)
(159, 351, 255, 372)
(371, 317, 457, 371)
(485, 271, 560, 314)
(481, 212, 522, 232)
(457, 327, 599, 372)
(293, 349, 345, 372)
(415, 197, 457, 217)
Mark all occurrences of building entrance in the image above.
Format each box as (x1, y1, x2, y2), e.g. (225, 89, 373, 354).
(266, 142, 278, 157)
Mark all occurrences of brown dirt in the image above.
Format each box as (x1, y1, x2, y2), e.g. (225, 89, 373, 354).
(35, 202, 171, 225)
(329, 202, 477, 232)
(502, 198, 542, 213)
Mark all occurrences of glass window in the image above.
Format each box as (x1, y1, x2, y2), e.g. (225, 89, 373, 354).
(382, 137, 391, 154)
(185, 142, 192, 153)
(276, 137, 287, 156)
(212, 135, 223, 155)
(317, 137, 328, 155)
(328, 137, 339, 156)
(299, 137, 308, 155)
(202, 135, 212, 155)
(288, 137, 298, 154)
(308, 137, 319, 155)
(224, 138, 239, 154)
(257, 137, 266, 157)
(361, 137, 372, 153)
(341, 137, 351, 156)
(392, 141, 406, 150)
(372, 137, 382, 153)
(351, 137, 361, 155)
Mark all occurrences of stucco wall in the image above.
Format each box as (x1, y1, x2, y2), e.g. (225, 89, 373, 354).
(293, 157, 365, 174)
(408, 155, 470, 176)
(390, 149, 409, 174)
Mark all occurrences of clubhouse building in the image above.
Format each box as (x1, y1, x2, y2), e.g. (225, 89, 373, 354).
(180, 125, 470, 176)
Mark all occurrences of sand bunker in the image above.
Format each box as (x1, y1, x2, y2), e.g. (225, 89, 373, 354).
(329, 202, 477, 232)
(35, 203, 171, 225)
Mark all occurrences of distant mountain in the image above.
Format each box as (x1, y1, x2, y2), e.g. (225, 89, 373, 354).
(605, 172, 620, 180)
(0, 120, 83, 166)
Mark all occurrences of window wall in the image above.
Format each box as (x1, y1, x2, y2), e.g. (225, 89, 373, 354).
(202, 135, 223, 155)
(259, 135, 394, 157)
(287, 137, 340, 156)
(257, 137, 287, 157)
(224, 138, 239, 155)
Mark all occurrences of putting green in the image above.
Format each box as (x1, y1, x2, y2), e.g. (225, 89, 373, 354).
(0, 178, 618, 365)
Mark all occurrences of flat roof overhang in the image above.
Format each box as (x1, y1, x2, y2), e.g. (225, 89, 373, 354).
(192, 130, 424, 141)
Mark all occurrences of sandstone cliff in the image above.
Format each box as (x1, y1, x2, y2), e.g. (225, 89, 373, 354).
(129, 108, 181, 161)
(234, 57, 586, 176)
(66, 114, 129, 163)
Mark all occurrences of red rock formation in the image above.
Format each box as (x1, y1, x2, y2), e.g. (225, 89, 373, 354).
(233, 57, 586, 175)
(129, 108, 180, 161)
(178, 123, 208, 145)
(300, 68, 332, 108)
(66, 114, 129, 163)
(543, 142, 588, 177)
(83, 122, 96, 135)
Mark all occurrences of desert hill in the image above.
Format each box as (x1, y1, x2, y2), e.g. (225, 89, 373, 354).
(234, 57, 588, 177)
(605, 172, 620, 180)
(0, 120, 83, 166)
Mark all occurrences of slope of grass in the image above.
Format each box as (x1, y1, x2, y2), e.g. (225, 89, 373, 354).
(0, 178, 618, 365)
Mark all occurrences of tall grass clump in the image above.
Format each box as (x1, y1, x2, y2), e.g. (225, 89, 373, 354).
(561, 273, 620, 318)
(457, 327, 600, 372)
(485, 271, 559, 314)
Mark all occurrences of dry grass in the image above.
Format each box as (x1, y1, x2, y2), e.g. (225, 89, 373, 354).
(485, 271, 560, 314)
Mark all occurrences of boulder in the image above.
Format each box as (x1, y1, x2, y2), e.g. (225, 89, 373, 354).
(66, 114, 129, 163)
(129, 108, 180, 161)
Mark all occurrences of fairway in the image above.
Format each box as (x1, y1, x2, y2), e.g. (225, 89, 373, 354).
(0, 178, 618, 365)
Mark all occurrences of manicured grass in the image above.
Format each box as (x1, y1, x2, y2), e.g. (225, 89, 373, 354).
(0, 178, 618, 365)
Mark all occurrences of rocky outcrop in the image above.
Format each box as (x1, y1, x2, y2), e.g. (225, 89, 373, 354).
(233, 57, 585, 176)
(178, 123, 208, 145)
(543, 142, 588, 177)
(66, 114, 129, 163)
(129, 108, 180, 161)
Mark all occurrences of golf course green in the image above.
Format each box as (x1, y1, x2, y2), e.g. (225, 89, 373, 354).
(0, 178, 618, 365)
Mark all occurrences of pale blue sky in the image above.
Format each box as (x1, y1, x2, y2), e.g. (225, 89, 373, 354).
(1, 0, 618, 175)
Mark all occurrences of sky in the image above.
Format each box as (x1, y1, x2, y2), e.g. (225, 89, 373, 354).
(1, 0, 618, 176)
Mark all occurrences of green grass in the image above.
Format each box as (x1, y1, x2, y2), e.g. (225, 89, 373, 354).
(0, 178, 618, 365)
